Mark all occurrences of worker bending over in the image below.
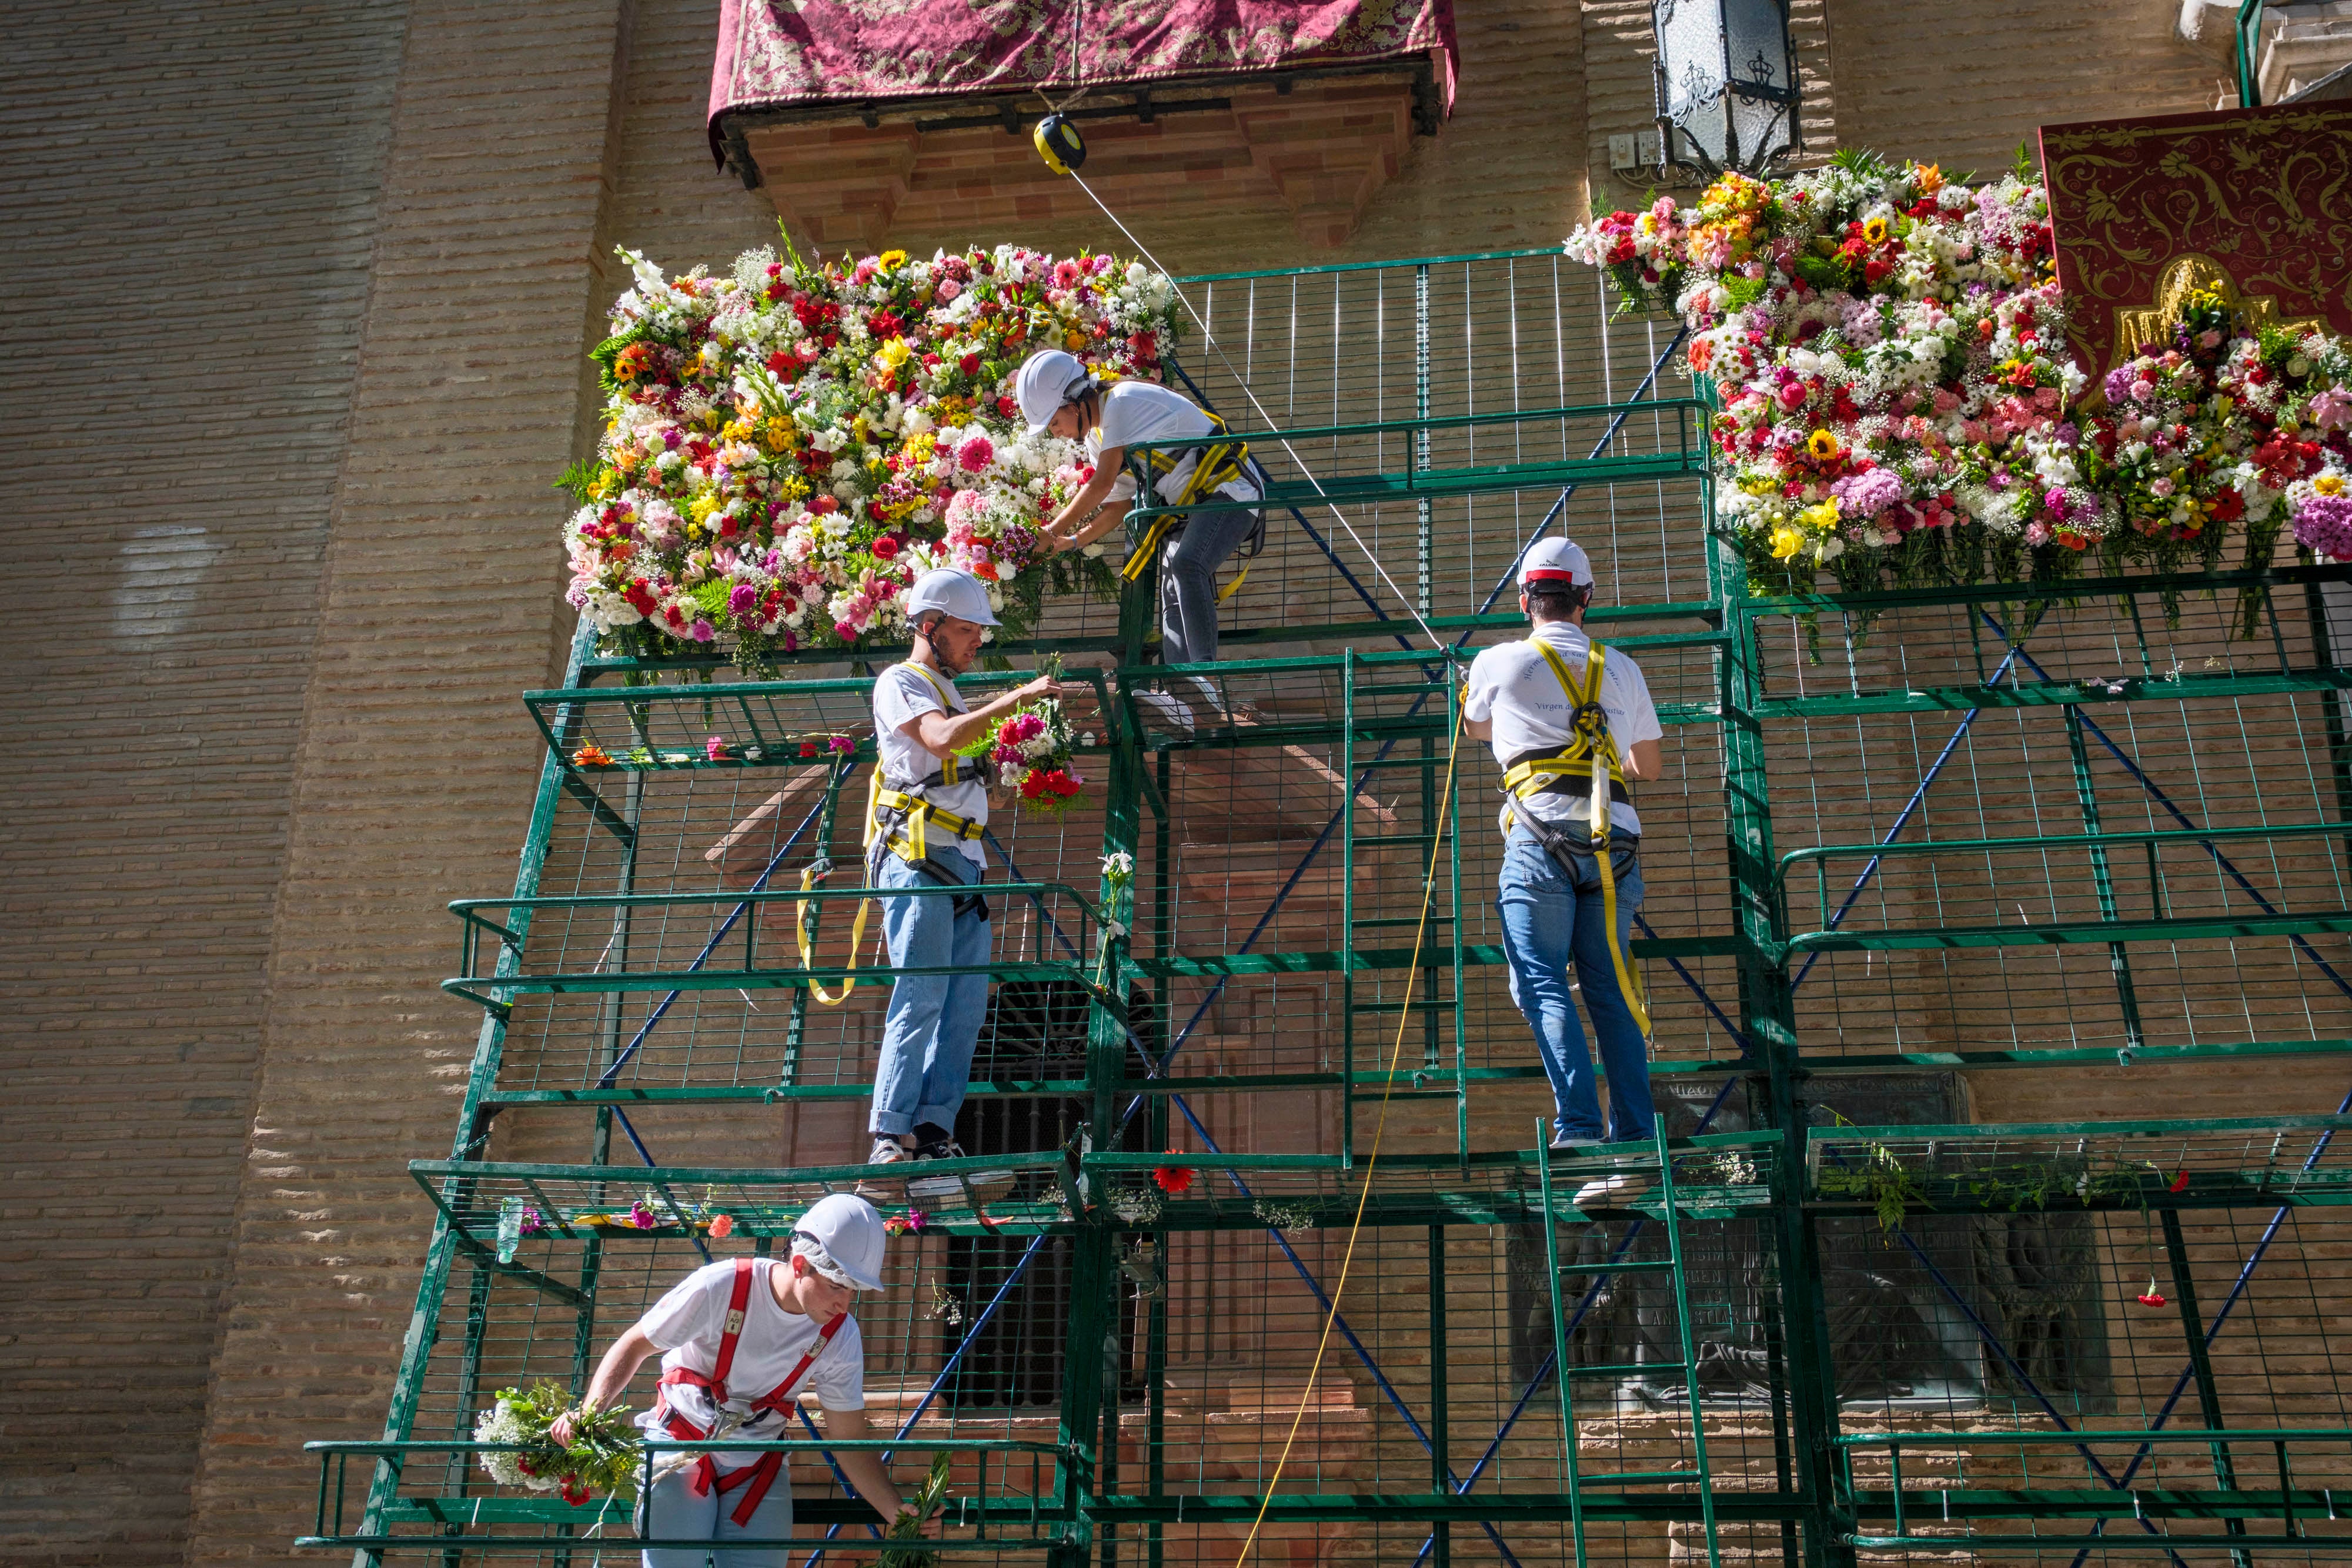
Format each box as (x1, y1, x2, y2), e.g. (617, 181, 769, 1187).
(550, 1194, 923, 1566)
(1017, 348, 1263, 669)
(1463, 539, 1665, 1207)
(864, 568, 1055, 1193)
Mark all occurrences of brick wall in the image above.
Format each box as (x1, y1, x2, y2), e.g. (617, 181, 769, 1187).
(1825, 0, 2221, 174)
(0, 6, 407, 1563)
(180, 2, 644, 1559)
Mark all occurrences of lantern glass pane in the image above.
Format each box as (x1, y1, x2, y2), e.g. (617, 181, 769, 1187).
(1729, 88, 1792, 168)
(1723, 0, 1789, 93)
(1654, 0, 1727, 121)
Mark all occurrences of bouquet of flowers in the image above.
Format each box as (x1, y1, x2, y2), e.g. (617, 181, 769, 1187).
(961, 658, 1088, 811)
(562, 238, 1179, 669)
(1564, 148, 2352, 604)
(2090, 301, 2352, 614)
(472, 1382, 640, 1505)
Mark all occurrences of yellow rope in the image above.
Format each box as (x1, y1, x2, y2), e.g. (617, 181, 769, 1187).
(1229, 701, 1465, 1567)
(795, 863, 873, 1006)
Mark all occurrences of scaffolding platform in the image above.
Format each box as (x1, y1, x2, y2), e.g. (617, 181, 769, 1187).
(305, 249, 2352, 1566)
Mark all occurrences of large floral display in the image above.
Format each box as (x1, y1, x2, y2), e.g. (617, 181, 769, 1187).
(1565, 152, 2352, 609)
(563, 241, 1183, 664)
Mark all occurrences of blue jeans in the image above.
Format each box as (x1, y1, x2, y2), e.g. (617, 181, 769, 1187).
(639, 1462, 792, 1566)
(1496, 822, 1655, 1145)
(870, 850, 991, 1138)
(1161, 504, 1259, 665)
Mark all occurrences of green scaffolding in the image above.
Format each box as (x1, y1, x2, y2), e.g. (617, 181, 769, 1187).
(304, 249, 2352, 1566)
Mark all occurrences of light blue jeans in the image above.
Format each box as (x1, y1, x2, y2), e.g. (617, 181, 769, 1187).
(870, 850, 991, 1138)
(638, 1463, 792, 1566)
(1495, 823, 1655, 1145)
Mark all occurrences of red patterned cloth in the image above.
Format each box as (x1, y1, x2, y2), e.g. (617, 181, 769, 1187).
(710, 0, 1456, 156)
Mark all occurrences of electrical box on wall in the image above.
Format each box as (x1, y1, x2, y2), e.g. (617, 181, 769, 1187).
(1608, 127, 1699, 183)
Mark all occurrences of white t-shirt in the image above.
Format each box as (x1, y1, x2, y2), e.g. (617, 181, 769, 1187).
(636, 1258, 865, 1473)
(1087, 380, 1260, 505)
(871, 661, 988, 867)
(1464, 621, 1662, 838)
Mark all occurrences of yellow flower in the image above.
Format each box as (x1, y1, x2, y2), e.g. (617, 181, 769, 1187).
(687, 492, 723, 524)
(1806, 429, 1840, 460)
(878, 249, 908, 272)
(2316, 474, 2346, 497)
(1912, 163, 1945, 195)
(1798, 497, 1841, 533)
(778, 475, 811, 502)
(1065, 330, 1087, 351)
(764, 416, 794, 449)
(1769, 524, 1806, 561)
(1862, 216, 1890, 244)
(874, 338, 913, 372)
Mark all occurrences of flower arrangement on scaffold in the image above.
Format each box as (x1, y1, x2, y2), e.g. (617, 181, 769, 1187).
(562, 236, 1184, 667)
(961, 652, 1088, 811)
(1565, 149, 2352, 613)
(473, 1383, 640, 1507)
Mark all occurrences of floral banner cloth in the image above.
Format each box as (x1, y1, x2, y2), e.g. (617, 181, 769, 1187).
(2040, 102, 2352, 378)
(710, 0, 1456, 142)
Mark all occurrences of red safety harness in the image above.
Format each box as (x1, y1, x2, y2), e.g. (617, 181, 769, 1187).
(653, 1257, 850, 1526)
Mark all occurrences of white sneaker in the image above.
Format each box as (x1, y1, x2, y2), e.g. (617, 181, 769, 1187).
(906, 1139, 1017, 1201)
(856, 1136, 911, 1199)
(1131, 688, 1195, 732)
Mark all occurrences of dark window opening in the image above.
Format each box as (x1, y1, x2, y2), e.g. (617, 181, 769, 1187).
(937, 980, 1152, 1409)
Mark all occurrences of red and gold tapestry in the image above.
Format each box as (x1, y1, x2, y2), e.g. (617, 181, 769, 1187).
(2039, 102, 2352, 379)
(710, 0, 1456, 138)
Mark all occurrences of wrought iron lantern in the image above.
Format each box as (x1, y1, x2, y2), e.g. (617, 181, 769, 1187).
(1652, 0, 1802, 178)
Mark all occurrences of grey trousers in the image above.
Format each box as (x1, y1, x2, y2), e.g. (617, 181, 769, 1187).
(1159, 504, 1259, 667)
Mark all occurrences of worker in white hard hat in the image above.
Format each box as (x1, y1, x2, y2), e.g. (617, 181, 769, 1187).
(860, 567, 1056, 1192)
(1015, 347, 1264, 669)
(1462, 538, 1665, 1208)
(551, 1193, 929, 1566)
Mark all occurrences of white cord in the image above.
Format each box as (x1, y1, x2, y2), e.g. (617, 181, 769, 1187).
(1065, 169, 1447, 652)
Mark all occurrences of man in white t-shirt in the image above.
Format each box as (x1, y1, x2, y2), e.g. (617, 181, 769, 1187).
(549, 1194, 916, 1566)
(1463, 539, 1665, 1203)
(1015, 348, 1262, 667)
(864, 569, 1055, 1192)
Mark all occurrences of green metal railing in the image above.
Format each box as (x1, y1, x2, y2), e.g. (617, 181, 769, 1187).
(303, 1437, 1077, 1554)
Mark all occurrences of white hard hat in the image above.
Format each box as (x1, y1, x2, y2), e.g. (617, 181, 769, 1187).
(793, 1192, 888, 1292)
(1518, 537, 1595, 589)
(1014, 348, 1090, 435)
(905, 567, 999, 629)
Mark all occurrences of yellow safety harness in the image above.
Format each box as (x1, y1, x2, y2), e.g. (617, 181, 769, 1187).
(1499, 638, 1651, 1039)
(1118, 409, 1264, 604)
(797, 664, 987, 1006)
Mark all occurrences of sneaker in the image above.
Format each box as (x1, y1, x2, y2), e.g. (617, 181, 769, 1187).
(1131, 688, 1195, 733)
(906, 1138, 1017, 1201)
(856, 1136, 911, 1199)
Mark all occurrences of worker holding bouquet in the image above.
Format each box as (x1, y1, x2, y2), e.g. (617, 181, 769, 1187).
(547, 1194, 926, 1565)
(1462, 539, 1665, 1208)
(861, 567, 1059, 1192)
(1017, 347, 1265, 670)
